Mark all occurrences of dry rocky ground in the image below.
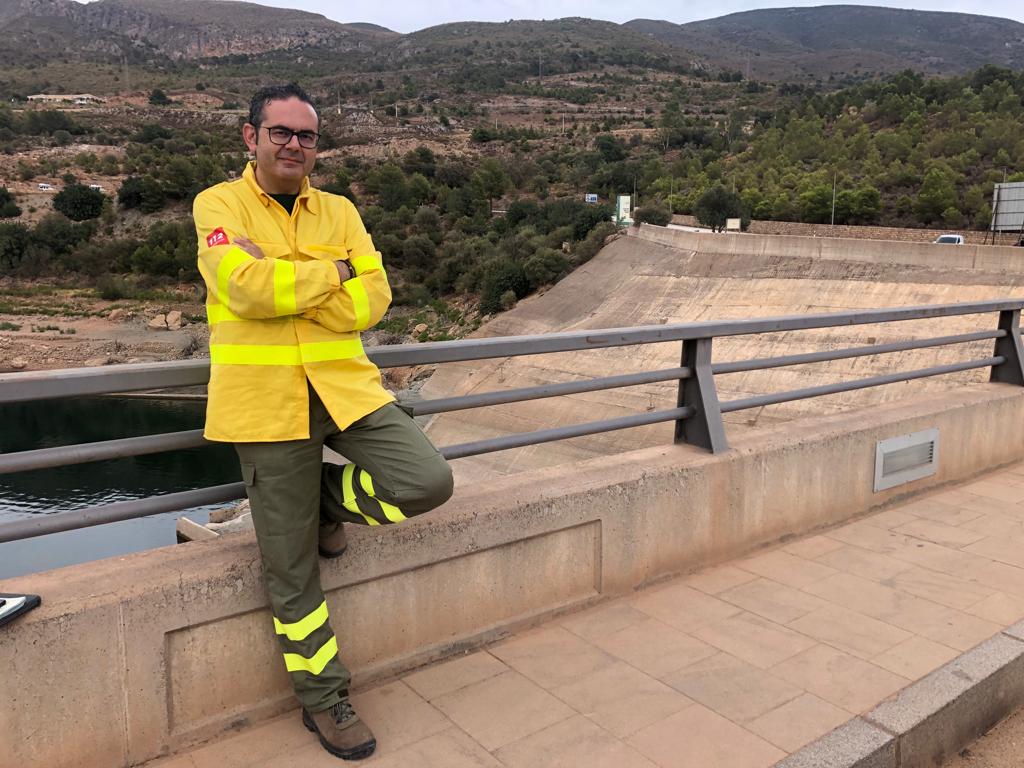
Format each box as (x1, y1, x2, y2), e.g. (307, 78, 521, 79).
(0, 282, 207, 372)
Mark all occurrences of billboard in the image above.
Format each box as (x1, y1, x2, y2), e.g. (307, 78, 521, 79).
(991, 182, 1024, 232)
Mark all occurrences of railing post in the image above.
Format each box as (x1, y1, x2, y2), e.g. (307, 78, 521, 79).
(992, 309, 1024, 386)
(676, 337, 728, 453)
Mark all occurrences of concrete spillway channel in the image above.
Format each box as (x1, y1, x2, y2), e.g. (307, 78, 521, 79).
(421, 226, 1024, 484)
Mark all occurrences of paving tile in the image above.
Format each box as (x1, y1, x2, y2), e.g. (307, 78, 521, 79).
(432, 670, 574, 752)
(782, 535, 846, 560)
(906, 503, 986, 527)
(746, 693, 852, 752)
(949, 493, 1024, 520)
(403, 652, 508, 701)
(870, 636, 960, 679)
(965, 591, 1024, 625)
(186, 711, 310, 768)
(893, 519, 988, 548)
(770, 644, 910, 713)
(351, 728, 503, 768)
(814, 544, 915, 581)
(349, 680, 451, 755)
(631, 581, 741, 631)
(895, 497, 963, 519)
(786, 604, 911, 660)
(931, 488, 989, 506)
(862, 508, 922, 530)
(885, 565, 996, 609)
(496, 714, 658, 768)
(960, 480, 1024, 504)
(960, 513, 1024, 541)
(718, 577, 828, 624)
(735, 550, 839, 589)
(489, 626, 617, 689)
(825, 522, 913, 554)
(907, 605, 1002, 651)
(256, 742, 341, 768)
(965, 536, 1024, 569)
(594, 617, 718, 678)
(961, 560, 1024, 598)
(661, 652, 802, 723)
(558, 598, 650, 643)
(803, 572, 953, 629)
(685, 564, 760, 595)
(886, 537, 990, 575)
(691, 611, 817, 670)
(552, 661, 692, 737)
(627, 703, 785, 768)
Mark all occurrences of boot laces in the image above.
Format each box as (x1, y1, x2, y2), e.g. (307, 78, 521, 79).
(330, 697, 356, 725)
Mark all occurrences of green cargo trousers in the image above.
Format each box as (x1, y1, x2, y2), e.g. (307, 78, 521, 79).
(234, 386, 453, 713)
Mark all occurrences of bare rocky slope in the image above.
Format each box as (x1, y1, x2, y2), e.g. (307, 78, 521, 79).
(421, 231, 1024, 484)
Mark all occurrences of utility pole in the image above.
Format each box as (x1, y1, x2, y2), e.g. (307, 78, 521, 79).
(538, 52, 542, 80)
(831, 170, 837, 226)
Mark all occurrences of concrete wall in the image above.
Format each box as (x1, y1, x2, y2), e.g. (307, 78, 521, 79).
(635, 224, 1024, 273)
(2, 384, 1024, 767)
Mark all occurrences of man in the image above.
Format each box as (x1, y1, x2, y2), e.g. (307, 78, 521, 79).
(193, 83, 453, 761)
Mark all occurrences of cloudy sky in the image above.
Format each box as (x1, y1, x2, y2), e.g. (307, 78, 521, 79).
(219, 0, 1021, 32)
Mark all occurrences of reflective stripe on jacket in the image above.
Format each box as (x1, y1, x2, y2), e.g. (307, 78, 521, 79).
(193, 162, 394, 442)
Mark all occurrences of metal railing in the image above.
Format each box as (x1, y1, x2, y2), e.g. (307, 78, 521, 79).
(2, 299, 1023, 543)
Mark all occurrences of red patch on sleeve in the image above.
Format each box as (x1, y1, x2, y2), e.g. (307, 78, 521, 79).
(206, 227, 229, 248)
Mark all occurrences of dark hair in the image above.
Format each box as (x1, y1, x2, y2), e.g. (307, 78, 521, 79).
(248, 83, 317, 129)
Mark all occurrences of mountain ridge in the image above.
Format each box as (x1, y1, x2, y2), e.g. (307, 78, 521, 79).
(1, 1, 1022, 79)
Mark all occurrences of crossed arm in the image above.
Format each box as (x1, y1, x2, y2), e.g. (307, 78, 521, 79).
(194, 191, 391, 333)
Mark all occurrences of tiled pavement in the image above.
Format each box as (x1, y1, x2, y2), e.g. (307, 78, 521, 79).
(146, 464, 1024, 768)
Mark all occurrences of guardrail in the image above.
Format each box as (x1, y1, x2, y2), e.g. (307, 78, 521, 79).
(2, 299, 1023, 543)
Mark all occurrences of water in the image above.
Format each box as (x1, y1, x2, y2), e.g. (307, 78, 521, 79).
(0, 397, 240, 579)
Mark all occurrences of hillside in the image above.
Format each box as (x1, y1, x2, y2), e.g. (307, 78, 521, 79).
(2, 1, 1023, 81)
(0, 0, 392, 64)
(627, 6, 1024, 81)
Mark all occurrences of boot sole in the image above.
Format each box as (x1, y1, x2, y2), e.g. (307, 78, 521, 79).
(302, 709, 376, 760)
(318, 544, 348, 559)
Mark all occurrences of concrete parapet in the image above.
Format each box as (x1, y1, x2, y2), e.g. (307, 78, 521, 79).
(3, 384, 1024, 767)
(635, 224, 1024, 272)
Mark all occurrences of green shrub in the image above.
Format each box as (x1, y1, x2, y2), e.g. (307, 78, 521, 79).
(53, 183, 105, 221)
(479, 258, 529, 315)
(633, 204, 673, 226)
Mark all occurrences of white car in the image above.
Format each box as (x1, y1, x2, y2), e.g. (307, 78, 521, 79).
(933, 234, 965, 245)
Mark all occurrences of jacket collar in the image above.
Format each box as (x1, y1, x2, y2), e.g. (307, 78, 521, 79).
(242, 161, 319, 215)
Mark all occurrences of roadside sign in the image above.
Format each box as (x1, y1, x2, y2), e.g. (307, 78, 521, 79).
(726, 218, 741, 231)
(584, 193, 598, 204)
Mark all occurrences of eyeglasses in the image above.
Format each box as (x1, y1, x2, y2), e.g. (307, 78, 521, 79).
(261, 125, 320, 149)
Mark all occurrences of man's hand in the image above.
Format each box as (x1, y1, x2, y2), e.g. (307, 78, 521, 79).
(234, 237, 266, 259)
(335, 260, 353, 282)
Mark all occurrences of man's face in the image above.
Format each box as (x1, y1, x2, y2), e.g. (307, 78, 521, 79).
(243, 96, 318, 194)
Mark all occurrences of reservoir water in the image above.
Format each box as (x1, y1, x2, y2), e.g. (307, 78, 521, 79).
(0, 396, 240, 579)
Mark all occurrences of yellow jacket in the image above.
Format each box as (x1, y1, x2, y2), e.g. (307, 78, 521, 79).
(193, 162, 393, 442)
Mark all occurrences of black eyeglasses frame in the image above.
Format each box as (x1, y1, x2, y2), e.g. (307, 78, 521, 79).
(260, 125, 320, 149)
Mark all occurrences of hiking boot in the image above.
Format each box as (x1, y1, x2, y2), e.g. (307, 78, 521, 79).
(303, 696, 376, 760)
(318, 521, 348, 559)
